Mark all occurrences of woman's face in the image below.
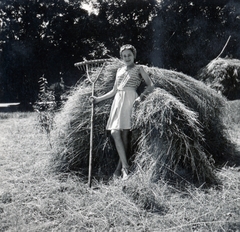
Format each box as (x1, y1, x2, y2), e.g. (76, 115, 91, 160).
(121, 49, 135, 67)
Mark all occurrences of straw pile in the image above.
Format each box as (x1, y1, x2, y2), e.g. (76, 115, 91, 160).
(51, 59, 236, 185)
(131, 89, 215, 184)
(51, 60, 120, 177)
(196, 58, 240, 100)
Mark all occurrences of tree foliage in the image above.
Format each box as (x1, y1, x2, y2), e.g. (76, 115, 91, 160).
(152, 0, 240, 75)
(0, 0, 239, 104)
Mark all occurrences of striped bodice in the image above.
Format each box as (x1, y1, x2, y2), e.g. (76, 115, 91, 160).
(116, 65, 143, 90)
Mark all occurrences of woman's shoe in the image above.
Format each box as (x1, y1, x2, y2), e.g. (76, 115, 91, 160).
(121, 167, 129, 181)
(113, 169, 121, 178)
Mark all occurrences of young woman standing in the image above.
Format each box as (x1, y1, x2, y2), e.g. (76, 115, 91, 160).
(91, 44, 154, 180)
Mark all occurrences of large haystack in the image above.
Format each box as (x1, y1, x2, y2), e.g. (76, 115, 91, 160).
(196, 58, 240, 100)
(51, 59, 236, 185)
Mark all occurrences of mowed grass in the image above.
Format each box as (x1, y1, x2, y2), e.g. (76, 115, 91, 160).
(0, 110, 240, 232)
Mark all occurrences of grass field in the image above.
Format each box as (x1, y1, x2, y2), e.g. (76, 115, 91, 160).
(0, 104, 240, 231)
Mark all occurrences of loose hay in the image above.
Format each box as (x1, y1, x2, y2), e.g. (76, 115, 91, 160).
(196, 57, 240, 100)
(51, 59, 236, 185)
(131, 89, 217, 184)
(145, 65, 236, 166)
(51, 60, 120, 177)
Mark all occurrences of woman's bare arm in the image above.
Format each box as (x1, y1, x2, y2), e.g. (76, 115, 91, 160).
(138, 66, 154, 100)
(91, 76, 118, 104)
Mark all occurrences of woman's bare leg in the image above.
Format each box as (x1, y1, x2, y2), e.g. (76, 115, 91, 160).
(114, 129, 130, 175)
(121, 129, 131, 180)
(111, 130, 129, 170)
(122, 129, 129, 153)
(114, 159, 122, 177)
(114, 130, 129, 171)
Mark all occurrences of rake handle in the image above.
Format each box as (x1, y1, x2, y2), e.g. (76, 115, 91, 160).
(86, 62, 107, 188)
(88, 82, 95, 188)
(75, 59, 110, 187)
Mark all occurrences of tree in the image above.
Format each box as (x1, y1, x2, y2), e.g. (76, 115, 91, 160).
(0, 0, 239, 104)
(0, 0, 92, 103)
(152, 0, 240, 76)
(96, 0, 158, 64)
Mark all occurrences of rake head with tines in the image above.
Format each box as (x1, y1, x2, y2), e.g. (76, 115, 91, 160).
(74, 58, 113, 70)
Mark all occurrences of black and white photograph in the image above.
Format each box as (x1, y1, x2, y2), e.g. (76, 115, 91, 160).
(0, 0, 240, 231)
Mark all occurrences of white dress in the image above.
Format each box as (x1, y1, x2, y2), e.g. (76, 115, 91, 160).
(106, 65, 143, 130)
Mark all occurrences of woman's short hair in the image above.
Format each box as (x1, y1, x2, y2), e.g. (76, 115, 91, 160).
(119, 44, 137, 58)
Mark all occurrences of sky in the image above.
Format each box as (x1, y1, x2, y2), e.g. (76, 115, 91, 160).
(81, 1, 99, 15)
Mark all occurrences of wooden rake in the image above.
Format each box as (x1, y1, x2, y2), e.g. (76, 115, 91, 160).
(74, 58, 112, 187)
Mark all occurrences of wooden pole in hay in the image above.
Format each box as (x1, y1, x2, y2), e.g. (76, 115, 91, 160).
(74, 58, 112, 187)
